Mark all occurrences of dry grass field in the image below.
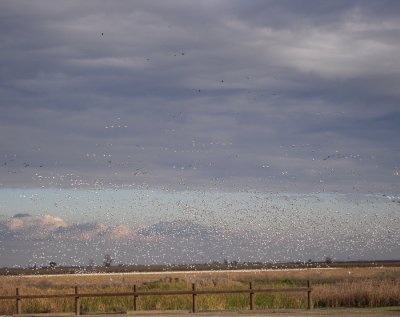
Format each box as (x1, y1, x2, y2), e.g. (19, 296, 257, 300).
(0, 266, 399, 314)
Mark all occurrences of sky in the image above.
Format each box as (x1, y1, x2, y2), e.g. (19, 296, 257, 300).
(0, 0, 399, 267)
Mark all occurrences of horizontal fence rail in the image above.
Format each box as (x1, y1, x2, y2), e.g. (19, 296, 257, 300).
(1, 280, 313, 315)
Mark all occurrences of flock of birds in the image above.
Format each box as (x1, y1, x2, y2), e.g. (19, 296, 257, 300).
(0, 31, 398, 268)
(1, 167, 400, 267)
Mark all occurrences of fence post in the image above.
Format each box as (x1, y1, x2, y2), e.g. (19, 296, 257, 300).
(307, 280, 313, 310)
(133, 285, 138, 311)
(16, 288, 21, 315)
(192, 283, 197, 313)
(249, 282, 255, 310)
(75, 286, 80, 315)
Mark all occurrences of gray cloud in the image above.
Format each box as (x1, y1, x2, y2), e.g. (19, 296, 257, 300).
(2, 1, 400, 268)
(0, 1, 399, 190)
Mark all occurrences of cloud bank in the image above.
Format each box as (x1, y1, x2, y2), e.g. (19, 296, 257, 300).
(0, 0, 399, 193)
(1, 1, 400, 267)
(1, 195, 398, 267)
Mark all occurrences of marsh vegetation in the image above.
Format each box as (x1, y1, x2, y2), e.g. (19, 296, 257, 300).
(0, 266, 399, 314)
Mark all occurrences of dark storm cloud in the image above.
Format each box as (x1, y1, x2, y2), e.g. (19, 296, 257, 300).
(0, 0, 399, 192)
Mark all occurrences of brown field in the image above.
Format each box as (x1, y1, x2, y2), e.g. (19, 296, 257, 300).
(1, 261, 400, 276)
(0, 266, 399, 314)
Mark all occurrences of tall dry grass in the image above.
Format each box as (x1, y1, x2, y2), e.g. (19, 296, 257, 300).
(314, 279, 400, 308)
(1, 268, 399, 314)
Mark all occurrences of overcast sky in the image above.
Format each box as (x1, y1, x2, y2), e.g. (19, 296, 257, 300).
(1, 0, 399, 193)
(0, 1, 400, 266)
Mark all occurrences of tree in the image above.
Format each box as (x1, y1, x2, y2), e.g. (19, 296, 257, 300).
(49, 261, 57, 268)
(325, 256, 333, 264)
(103, 254, 113, 267)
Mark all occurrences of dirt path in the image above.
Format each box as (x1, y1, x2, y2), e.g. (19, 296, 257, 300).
(10, 308, 400, 317)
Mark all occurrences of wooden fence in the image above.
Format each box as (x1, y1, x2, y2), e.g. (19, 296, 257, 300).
(0, 280, 313, 315)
